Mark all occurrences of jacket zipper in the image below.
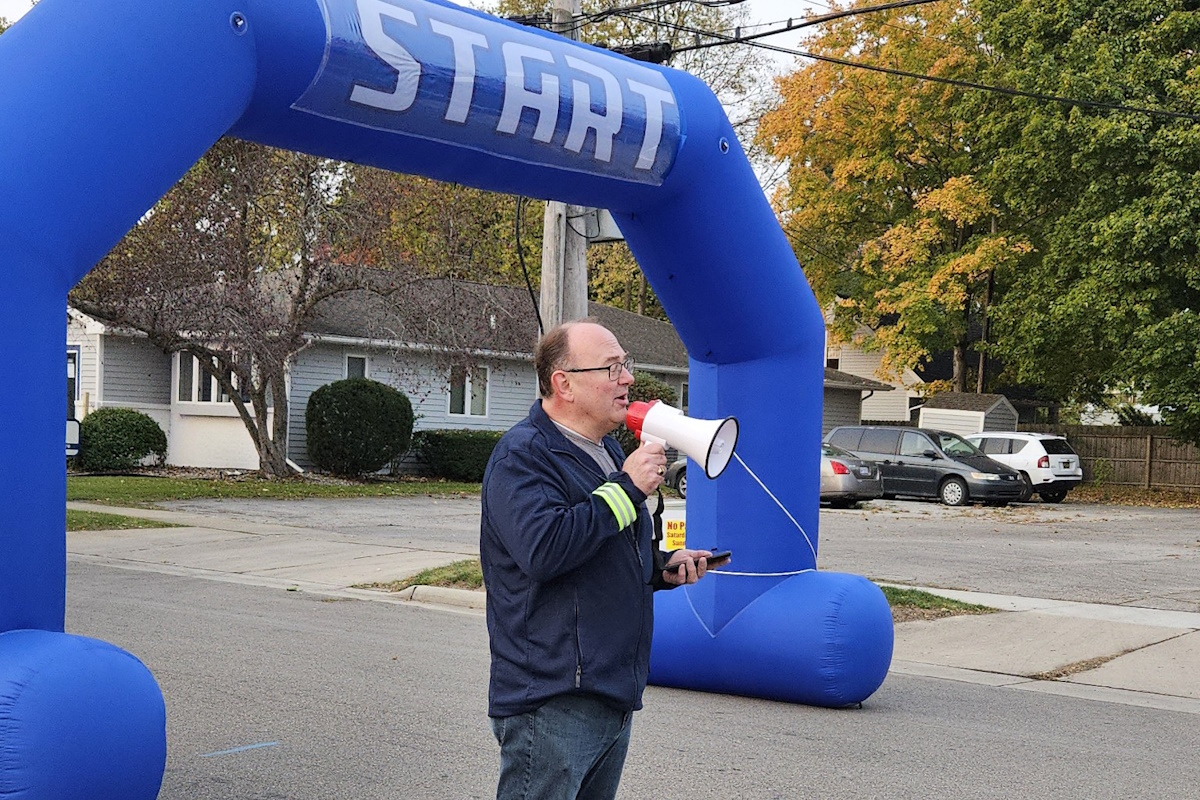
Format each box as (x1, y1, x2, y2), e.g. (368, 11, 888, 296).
(574, 591, 582, 688)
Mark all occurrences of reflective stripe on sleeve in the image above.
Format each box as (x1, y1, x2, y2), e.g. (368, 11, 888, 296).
(592, 481, 637, 529)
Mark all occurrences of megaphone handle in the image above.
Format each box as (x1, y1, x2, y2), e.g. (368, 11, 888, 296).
(640, 432, 668, 447)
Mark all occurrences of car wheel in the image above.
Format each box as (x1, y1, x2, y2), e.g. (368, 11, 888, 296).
(939, 477, 969, 506)
(1038, 487, 1067, 504)
(1017, 473, 1034, 503)
(676, 470, 687, 499)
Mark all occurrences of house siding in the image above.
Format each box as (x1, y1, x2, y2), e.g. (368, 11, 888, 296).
(66, 317, 100, 418)
(982, 404, 1018, 432)
(102, 336, 171, 405)
(919, 400, 1019, 436)
(829, 346, 916, 421)
(919, 408, 985, 436)
(286, 343, 539, 468)
(822, 388, 861, 435)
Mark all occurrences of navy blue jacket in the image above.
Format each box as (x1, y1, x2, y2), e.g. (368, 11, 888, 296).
(481, 400, 667, 718)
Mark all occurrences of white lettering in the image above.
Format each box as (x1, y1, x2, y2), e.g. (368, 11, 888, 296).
(627, 80, 676, 170)
(351, 0, 421, 112)
(429, 19, 490, 124)
(563, 56, 622, 163)
(497, 42, 559, 143)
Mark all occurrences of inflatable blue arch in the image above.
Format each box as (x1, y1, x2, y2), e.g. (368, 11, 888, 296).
(0, 1, 892, 795)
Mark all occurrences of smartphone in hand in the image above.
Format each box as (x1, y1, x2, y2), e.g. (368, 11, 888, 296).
(662, 550, 731, 572)
(702, 549, 732, 568)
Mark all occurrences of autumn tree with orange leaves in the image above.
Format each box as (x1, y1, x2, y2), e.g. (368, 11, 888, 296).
(758, 0, 1030, 392)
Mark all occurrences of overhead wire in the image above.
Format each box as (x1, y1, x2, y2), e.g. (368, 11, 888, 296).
(611, 4, 1200, 122)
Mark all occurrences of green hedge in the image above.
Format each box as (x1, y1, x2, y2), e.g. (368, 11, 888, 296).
(306, 378, 414, 477)
(78, 407, 168, 471)
(413, 429, 503, 482)
(614, 371, 679, 455)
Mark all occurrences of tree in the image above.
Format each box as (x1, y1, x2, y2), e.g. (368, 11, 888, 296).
(759, 0, 1030, 391)
(73, 139, 528, 478)
(343, 166, 543, 287)
(974, 0, 1200, 439)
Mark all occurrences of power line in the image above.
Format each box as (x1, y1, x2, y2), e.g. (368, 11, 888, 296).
(621, 7, 1200, 123)
(672, 0, 946, 51)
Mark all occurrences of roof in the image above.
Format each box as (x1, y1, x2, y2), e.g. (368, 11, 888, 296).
(303, 279, 690, 371)
(823, 368, 893, 392)
(921, 393, 1015, 414)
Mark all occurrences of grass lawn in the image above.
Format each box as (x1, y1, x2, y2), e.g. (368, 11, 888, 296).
(66, 509, 181, 532)
(357, 559, 996, 622)
(67, 474, 480, 506)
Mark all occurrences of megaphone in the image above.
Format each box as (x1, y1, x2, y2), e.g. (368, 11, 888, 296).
(625, 400, 739, 479)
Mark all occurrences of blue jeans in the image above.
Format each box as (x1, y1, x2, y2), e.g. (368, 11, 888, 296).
(490, 693, 633, 800)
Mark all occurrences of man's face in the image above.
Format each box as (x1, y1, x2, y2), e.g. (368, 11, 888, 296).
(563, 324, 635, 438)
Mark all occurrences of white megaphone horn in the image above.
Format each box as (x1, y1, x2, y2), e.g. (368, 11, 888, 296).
(625, 400, 739, 479)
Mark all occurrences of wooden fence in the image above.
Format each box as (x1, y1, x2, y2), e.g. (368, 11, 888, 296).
(1020, 425, 1200, 491)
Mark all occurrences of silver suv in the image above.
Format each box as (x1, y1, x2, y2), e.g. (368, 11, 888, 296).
(964, 432, 1082, 503)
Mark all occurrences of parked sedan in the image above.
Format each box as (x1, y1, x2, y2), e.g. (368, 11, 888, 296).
(821, 442, 883, 507)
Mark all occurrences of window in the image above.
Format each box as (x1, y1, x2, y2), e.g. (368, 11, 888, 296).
(346, 355, 368, 379)
(826, 357, 840, 370)
(1041, 438, 1076, 455)
(827, 428, 863, 451)
(900, 431, 933, 457)
(177, 352, 237, 404)
(66, 346, 81, 404)
(680, 382, 689, 414)
(449, 365, 488, 417)
(859, 428, 901, 454)
(980, 437, 1010, 455)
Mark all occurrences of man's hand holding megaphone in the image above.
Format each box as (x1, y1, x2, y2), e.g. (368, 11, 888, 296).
(622, 439, 669, 496)
(625, 400, 737, 585)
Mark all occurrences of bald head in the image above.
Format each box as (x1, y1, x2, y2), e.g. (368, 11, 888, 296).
(536, 321, 635, 441)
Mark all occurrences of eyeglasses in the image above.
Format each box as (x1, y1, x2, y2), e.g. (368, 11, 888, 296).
(562, 355, 634, 381)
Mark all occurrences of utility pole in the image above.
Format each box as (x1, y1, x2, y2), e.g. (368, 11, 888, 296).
(540, 0, 589, 334)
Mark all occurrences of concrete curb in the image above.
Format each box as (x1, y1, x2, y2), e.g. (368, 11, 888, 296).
(401, 584, 487, 610)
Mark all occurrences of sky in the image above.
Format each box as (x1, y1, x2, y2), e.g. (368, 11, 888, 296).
(1, 1, 830, 39)
(0, 0, 33, 24)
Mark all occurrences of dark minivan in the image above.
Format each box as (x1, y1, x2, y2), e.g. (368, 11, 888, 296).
(823, 425, 1024, 506)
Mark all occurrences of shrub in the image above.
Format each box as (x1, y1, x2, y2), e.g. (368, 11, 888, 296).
(413, 429, 503, 481)
(78, 407, 168, 471)
(614, 371, 679, 455)
(306, 378, 415, 477)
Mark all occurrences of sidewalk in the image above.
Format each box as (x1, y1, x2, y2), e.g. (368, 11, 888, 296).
(67, 501, 1200, 713)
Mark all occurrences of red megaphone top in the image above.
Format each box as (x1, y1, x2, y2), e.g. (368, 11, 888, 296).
(624, 400, 659, 439)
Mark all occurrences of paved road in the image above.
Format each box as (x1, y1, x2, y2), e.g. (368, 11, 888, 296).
(68, 559, 1200, 800)
(161, 496, 1200, 612)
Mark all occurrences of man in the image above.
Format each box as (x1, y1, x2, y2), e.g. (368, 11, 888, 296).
(480, 320, 723, 800)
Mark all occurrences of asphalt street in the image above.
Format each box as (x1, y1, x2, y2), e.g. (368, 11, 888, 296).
(159, 495, 1200, 612)
(69, 555, 1200, 800)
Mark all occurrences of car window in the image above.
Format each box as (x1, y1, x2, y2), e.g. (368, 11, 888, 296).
(826, 428, 863, 450)
(859, 429, 901, 454)
(979, 437, 1009, 455)
(1010, 439, 1029, 454)
(823, 442, 855, 458)
(1041, 438, 1077, 455)
(899, 431, 933, 457)
(936, 432, 982, 457)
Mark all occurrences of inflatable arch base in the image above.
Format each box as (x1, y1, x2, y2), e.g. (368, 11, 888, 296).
(0, 630, 167, 800)
(651, 570, 894, 707)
